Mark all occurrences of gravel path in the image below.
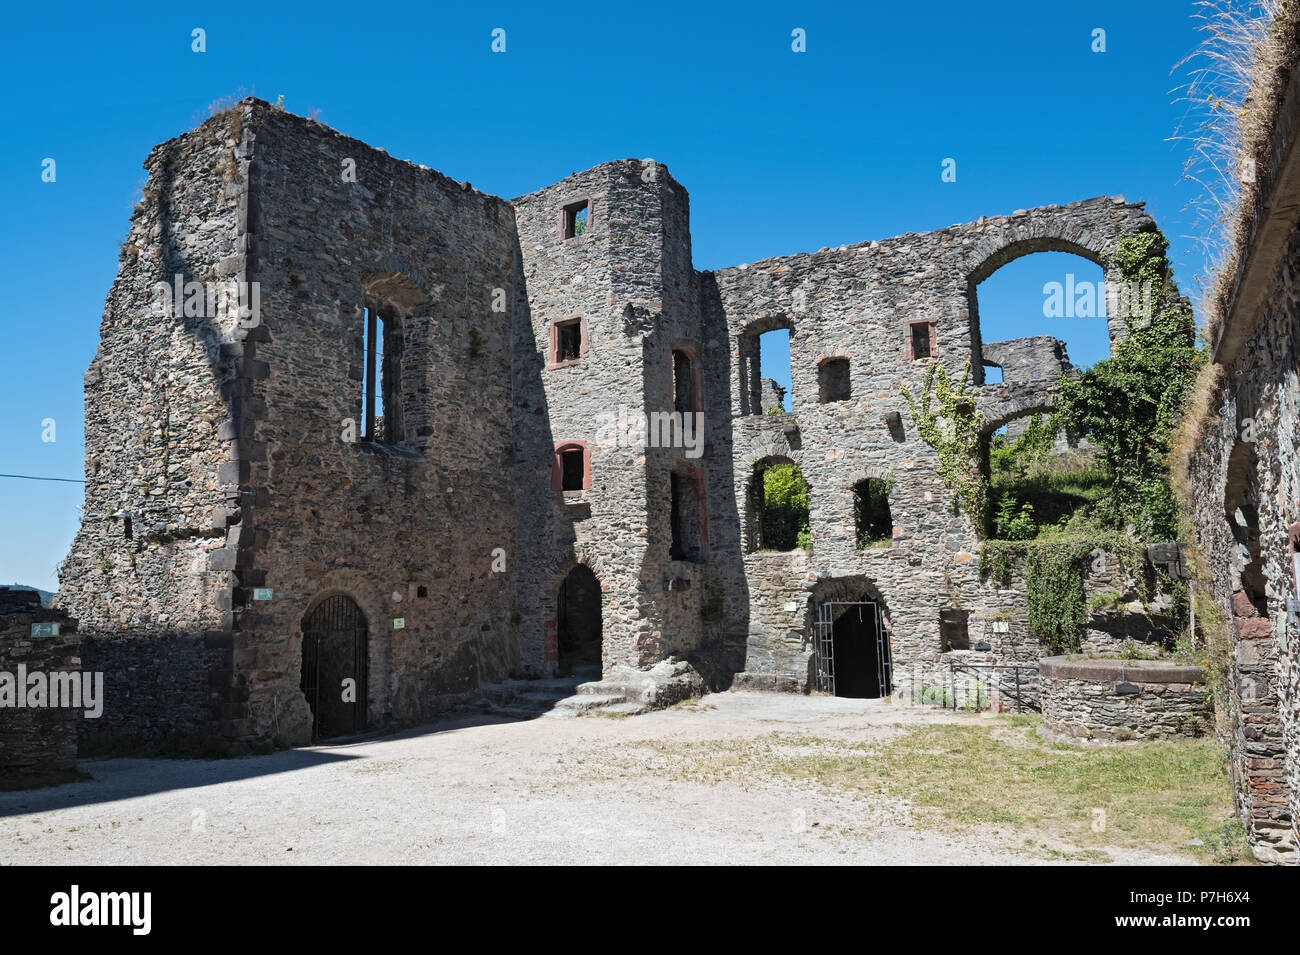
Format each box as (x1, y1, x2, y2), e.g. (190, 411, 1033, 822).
(0, 692, 1196, 865)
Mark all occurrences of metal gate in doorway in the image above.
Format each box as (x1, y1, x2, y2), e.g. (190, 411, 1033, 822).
(300, 594, 369, 740)
(811, 600, 891, 697)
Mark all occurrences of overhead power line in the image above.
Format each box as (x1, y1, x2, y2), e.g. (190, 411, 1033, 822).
(0, 473, 85, 484)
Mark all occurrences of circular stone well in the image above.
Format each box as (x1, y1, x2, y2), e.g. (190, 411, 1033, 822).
(1038, 656, 1210, 743)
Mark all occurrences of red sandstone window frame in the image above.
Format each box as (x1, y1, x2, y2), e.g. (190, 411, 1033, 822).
(560, 198, 594, 240)
(548, 315, 589, 369)
(552, 440, 592, 492)
(907, 320, 937, 361)
(669, 338, 704, 414)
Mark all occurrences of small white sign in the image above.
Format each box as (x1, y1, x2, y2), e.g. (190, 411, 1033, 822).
(393, 618, 405, 630)
(992, 620, 1010, 633)
(784, 601, 797, 612)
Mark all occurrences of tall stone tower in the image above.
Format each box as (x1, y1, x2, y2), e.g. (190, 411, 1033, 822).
(511, 159, 721, 678)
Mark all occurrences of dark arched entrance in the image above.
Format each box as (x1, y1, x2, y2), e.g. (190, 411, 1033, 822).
(300, 594, 369, 740)
(557, 565, 602, 677)
(811, 593, 892, 699)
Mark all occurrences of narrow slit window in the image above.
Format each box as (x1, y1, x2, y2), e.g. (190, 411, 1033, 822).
(673, 350, 696, 414)
(363, 307, 387, 441)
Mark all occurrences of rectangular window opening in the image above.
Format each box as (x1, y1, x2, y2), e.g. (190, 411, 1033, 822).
(557, 320, 583, 362)
(940, 609, 970, 651)
(673, 350, 696, 414)
(754, 328, 791, 414)
(564, 200, 590, 239)
(819, 358, 851, 403)
(561, 449, 585, 491)
(910, 323, 933, 361)
(853, 477, 894, 548)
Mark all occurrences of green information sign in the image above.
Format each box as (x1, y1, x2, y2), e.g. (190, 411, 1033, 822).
(253, 588, 273, 601)
(31, 622, 60, 637)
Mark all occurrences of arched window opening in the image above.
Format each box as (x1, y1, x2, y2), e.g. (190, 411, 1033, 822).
(747, 458, 809, 552)
(361, 272, 429, 448)
(976, 252, 1111, 541)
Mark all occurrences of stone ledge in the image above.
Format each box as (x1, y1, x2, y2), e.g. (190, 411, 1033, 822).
(1038, 655, 1203, 684)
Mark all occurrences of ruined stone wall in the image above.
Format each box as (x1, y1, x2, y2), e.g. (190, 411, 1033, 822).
(64, 101, 520, 746)
(982, 335, 1073, 382)
(60, 109, 251, 743)
(703, 198, 1152, 695)
(1039, 657, 1211, 743)
(512, 160, 725, 678)
(1185, 225, 1300, 863)
(62, 102, 1178, 750)
(233, 104, 520, 742)
(0, 591, 79, 779)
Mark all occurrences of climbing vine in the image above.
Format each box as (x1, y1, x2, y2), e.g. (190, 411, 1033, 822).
(981, 532, 1151, 653)
(902, 359, 989, 534)
(1053, 225, 1202, 540)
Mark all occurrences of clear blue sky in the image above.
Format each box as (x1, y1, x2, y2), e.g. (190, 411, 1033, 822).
(1, 1, 1226, 590)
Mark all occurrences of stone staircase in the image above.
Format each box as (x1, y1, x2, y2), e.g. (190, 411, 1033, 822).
(476, 659, 705, 720)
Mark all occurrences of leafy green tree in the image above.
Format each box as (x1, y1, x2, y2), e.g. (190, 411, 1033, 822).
(1053, 227, 1201, 540)
(760, 461, 810, 550)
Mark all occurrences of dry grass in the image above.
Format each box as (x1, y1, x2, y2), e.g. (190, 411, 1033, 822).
(585, 717, 1245, 861)
(1168, 2, 1297, 550)
(1171, 1, 1298, 337)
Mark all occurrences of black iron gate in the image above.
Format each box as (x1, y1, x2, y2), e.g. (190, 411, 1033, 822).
(300, 594, 369, 740)
(811, 600, 891, 697)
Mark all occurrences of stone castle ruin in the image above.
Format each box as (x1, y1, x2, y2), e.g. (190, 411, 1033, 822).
(61, 98, 1163, 749)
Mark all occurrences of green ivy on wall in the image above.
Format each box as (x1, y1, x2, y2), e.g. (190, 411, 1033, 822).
(981, 532, 1150, 653)
(902, 359, 990, 535)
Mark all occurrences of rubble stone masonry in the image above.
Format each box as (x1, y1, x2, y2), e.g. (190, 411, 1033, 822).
(61, 99, 1177, 757)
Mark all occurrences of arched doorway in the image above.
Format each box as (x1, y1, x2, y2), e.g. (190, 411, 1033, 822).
(557, 565, 602, 677)
(811, 586, 892, 699)
(300, 594, 369, 740)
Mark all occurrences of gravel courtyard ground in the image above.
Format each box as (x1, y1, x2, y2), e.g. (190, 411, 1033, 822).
(0, 692, 1236, 865)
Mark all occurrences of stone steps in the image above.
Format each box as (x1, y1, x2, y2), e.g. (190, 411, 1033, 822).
(475, 659, 705, 720)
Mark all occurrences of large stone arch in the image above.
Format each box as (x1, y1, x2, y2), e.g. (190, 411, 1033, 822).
(961, 197, 1155, 375)
(978, 382, 1060, 436)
